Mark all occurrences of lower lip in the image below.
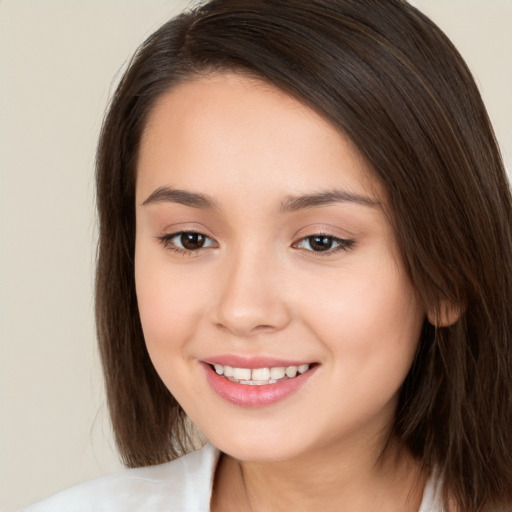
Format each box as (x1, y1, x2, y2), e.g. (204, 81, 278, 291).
(203, 363, 317, 408)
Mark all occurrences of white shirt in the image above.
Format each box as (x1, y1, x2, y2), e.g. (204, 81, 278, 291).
(22, 444, 444, 511)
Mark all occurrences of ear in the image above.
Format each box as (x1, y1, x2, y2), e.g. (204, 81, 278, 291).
(427, 301, 462, 327)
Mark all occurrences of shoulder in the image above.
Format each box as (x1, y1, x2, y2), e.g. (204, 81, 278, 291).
(21, 444, 220, 512)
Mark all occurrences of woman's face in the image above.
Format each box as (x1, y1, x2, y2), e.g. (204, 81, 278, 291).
(135, 73, 425, 462)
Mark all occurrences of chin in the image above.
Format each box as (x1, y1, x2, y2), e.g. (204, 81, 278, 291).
(199, 420, 317, 463)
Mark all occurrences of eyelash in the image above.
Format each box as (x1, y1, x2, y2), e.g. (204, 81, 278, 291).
(157, 231, 355, 257)
(292, 233, 355, 255)
(157, 231, 217, 257)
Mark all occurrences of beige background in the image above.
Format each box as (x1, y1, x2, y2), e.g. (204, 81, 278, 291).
(1, 1, 511, 510)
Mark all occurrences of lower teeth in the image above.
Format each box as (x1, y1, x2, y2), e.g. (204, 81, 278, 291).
(225, 375, 292, 385)
(239, 379, 278, 385)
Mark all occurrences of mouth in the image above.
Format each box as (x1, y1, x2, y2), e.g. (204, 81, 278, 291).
(202, 360, 319, 407)
(209, 363, 314, 385)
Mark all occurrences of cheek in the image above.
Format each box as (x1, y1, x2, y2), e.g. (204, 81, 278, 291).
(134, 248, 208, 364)
(301, 256, 424, 372)
(301, 263, 424, 433)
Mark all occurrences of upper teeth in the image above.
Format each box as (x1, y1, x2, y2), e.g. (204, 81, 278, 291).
(213, 364, 310, 384)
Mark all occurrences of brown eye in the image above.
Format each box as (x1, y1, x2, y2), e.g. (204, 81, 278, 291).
(180, 232, 207, 250)
(308, 235, 335, 251)
(294, 234, 354, 254)
(158, 231, 217, 253)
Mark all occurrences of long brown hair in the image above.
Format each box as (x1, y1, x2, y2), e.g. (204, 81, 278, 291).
(95, 1, 512, 509)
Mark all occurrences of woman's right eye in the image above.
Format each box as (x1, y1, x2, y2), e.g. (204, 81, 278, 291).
(158, 231, 217, 254)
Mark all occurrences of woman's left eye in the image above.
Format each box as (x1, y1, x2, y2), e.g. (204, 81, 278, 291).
(158, 231, 217, 253)
(294, 234, 354, 254)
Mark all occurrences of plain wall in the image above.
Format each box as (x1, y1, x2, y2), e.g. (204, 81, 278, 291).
(1, 1, 511, 510)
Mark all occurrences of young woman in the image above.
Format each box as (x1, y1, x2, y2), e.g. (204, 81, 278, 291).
(25, 1, 512, 511)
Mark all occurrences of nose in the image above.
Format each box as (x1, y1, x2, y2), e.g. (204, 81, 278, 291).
(211, 246, 292, 337)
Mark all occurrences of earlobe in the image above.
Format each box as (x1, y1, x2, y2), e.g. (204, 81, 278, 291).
(427, 301, 462, 327)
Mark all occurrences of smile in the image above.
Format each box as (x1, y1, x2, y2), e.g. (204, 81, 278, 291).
(212, 364, 310, 385)
(203, 360, 318, 407)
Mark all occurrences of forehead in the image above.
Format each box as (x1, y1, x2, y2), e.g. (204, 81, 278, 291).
(137, 72, 383, 205)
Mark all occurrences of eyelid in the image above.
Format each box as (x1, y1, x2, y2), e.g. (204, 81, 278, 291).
(291, 221, 356, 239)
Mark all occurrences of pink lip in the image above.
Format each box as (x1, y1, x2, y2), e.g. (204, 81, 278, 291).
(201, 361, 318, 408)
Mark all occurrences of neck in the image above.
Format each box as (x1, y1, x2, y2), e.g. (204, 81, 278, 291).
(211, 434, 427, 512)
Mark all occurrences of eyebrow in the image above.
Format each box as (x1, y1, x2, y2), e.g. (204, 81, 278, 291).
(142, 187, 218, 209)
(280, 190, 379, 212)
(141, 186, 379, 211)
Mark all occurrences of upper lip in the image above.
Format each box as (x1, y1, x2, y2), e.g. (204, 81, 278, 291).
(202, 355, 315, 369)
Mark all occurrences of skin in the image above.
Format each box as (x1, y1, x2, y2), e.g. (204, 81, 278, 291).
(135, 73, 428, 511)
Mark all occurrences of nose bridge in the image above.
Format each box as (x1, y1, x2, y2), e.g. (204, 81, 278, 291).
(212, 240, 291, 336)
